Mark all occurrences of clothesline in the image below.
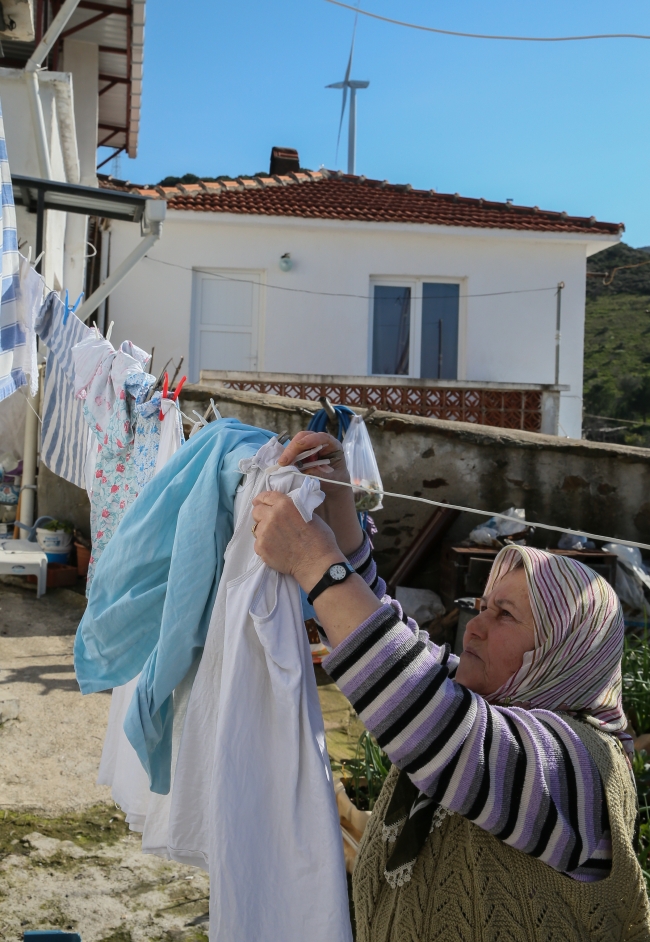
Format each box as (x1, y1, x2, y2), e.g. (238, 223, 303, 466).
(297, 473, 650, 552)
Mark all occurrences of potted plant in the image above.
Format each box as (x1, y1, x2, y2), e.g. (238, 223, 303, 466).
(334, 731, 391, 873)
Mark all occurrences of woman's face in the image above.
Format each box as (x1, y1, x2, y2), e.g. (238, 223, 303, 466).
(455, 567, 536, 697)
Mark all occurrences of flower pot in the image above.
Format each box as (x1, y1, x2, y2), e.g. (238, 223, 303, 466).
(75, 542, 91, 577)
(27, 563, 78, 589)
(335, 779, 372, 874)
(36, 528, 72, 552)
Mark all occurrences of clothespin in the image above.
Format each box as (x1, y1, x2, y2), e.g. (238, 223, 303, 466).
(32, 250, 44, 269)
(159, 372, 169, 421)
(210, 398, 221, 421)
(171, 376, 186, 401)
(63, 290, 84, 326)
(94, 324, 100, 339)
(106, 320, 114, 342)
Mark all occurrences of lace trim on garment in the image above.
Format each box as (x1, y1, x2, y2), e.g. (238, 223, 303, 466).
(382, 816, 406, 844)
(383, 806, 453, 888)
(384, 860, 415, 888)
(429, 805, 452, 832)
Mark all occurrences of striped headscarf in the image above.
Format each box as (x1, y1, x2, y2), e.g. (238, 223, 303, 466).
(485, 545, 629, 749)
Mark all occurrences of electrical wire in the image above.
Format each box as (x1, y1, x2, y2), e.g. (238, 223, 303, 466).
(298, 473, 650, 552)
(324, 0, 650, 42)
(143, 255, 559, 303)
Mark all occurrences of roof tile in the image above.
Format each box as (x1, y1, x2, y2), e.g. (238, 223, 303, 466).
(98, 171, 623, 236)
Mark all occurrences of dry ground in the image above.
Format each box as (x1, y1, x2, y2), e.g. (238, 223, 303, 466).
(0, 577, 360, 941)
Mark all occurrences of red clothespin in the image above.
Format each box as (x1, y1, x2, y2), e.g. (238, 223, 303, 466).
(159, 372, 169, 421)
(171, 376, 186, 401)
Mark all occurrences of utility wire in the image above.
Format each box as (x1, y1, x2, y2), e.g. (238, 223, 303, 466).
(143, 255, 558, 303)
(325, 0, 650, 42)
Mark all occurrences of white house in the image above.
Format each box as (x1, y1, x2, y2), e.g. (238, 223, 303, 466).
(102, 150, 621, 439)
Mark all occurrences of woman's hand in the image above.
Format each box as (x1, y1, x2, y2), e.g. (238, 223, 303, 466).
(251, 491, 344, 591)
(278, 431, 364, 556)
(251, 489, 382, 646)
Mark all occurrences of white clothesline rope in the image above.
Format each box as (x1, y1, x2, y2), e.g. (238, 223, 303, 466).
(301, 473, 650, 552)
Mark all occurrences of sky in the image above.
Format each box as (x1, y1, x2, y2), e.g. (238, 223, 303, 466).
(100, 0, 650, 246)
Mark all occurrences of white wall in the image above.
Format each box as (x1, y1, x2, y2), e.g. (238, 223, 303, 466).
(107, 211, 616, 438)
(0, 66, 86, 293)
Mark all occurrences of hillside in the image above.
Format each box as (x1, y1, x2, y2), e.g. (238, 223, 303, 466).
(584, 244, 650, 444)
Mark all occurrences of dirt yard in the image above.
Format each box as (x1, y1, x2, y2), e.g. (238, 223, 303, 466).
(0, 576, 361, 941)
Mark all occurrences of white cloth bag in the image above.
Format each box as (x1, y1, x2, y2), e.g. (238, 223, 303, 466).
(168, 438, 352, 942)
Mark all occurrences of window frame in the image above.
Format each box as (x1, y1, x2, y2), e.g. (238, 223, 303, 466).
(368, 276, 466, 380)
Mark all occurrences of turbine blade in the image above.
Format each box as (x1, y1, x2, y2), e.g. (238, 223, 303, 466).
(336, 85, 348, 163)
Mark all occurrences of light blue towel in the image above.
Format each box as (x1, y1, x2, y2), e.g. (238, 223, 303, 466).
(74, 417, 274, 793)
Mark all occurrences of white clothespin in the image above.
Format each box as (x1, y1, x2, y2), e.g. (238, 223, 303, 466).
(32, 250, 44, 269)
(191, 409, 209, 427)
(210, 398, 221, 421)
(94, 324, 101, 339)
(106, 321, 114, 342)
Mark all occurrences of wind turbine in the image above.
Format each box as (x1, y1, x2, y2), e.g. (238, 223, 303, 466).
(327, 19, 369, 175)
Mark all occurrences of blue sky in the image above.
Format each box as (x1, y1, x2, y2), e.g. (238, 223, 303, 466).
(102, 0, 650, 245)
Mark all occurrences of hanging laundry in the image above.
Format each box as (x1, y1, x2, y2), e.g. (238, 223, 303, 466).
(74, 418, 274, 794)
(15, 255, 41, 398)
(0, 101, 23, 402)
(133, 391, 184, 490)
(35, 291, 93, 488)
(72, 333, 152, 587)
(96, 473, 253, 857)
(167, 438, 352, 942)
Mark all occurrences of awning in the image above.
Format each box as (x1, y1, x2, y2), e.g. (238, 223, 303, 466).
(12, 173, 149, 223)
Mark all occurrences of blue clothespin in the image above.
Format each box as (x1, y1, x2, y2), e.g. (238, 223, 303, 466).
(63, 290, 84, 326)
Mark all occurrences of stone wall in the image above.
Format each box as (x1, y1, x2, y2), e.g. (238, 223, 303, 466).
(37, 465, 90, 537)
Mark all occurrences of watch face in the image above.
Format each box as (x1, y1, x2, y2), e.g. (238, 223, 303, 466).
(329, 564, 348, 581)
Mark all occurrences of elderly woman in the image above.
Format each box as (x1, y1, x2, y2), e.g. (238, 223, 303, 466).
(252, 430, 650, 941)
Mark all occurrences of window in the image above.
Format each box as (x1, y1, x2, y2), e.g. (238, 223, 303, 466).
(421, 283, 459, 380)
(371, 280, 460, 379)
(372, 285, 411, 375)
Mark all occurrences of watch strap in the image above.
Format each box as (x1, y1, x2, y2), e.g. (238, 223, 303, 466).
(307, 561, 355, 606)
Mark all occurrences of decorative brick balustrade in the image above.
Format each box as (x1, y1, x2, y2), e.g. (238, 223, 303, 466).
(215, 379, 544, 432)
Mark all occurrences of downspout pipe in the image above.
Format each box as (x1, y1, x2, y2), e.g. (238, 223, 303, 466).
(24, 0, 82, 179)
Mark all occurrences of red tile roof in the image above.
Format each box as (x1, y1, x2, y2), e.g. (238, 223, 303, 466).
(98, 170, 623, 236)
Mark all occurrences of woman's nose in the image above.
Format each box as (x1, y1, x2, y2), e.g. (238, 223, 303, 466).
(465, 611, 488, 638)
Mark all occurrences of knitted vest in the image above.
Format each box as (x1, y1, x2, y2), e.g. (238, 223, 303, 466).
(353, 716, 650, 942)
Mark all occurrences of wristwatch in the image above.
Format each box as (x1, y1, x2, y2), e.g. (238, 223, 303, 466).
(307, 561, 355, 605)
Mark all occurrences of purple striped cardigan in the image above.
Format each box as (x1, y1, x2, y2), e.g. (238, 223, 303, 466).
(322, 535, 612, 882)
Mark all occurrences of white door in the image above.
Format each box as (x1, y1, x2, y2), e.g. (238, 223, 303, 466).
(191, 269, 262, 381)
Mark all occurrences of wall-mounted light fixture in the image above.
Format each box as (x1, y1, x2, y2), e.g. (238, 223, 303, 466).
(279, 253, 293, 272)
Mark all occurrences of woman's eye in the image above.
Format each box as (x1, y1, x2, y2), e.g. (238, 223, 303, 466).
(500, 608, 513, 619)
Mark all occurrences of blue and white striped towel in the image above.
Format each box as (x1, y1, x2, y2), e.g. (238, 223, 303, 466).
(35, 291, 93, 488)
(0, 98, 23, 402)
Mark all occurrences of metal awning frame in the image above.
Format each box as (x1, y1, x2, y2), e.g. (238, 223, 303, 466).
(12, 172, 150, 276)
(11, 173, 165, 324)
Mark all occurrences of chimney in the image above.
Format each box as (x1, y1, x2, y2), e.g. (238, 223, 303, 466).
(270, 147, 300, 176)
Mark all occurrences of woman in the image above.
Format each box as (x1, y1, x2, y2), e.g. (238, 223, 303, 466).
(252, 429, 650, 941)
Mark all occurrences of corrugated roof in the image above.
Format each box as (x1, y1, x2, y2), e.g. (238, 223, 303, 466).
(98, 169, 623, 236)
(65, 0, 145, 159)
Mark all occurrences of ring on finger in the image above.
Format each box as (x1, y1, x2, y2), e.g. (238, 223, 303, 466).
(251, 522, 258, 535)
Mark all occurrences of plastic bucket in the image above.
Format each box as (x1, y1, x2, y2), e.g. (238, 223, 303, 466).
(36, 528, 72, 552)
(45, 549, 70, 565)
